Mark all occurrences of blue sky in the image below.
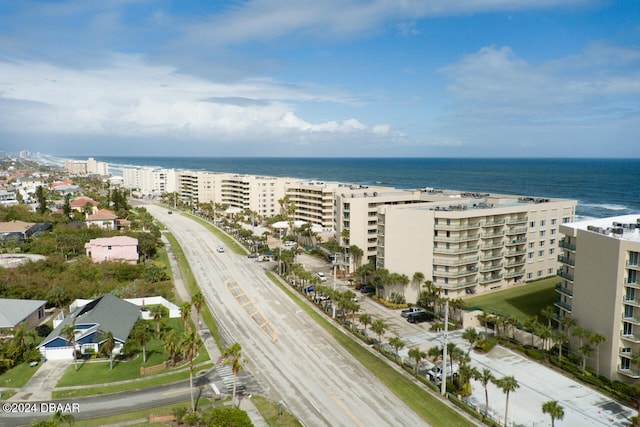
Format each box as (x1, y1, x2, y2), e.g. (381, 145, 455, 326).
(0, 0, 638, 157)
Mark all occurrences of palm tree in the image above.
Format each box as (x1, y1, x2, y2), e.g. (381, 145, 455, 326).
(61, 322, 78, 371)
(412, 272, 425, 297)
(183, 330, 203, 411)
(459, 364, 479, 397)
(560, 316, 578, 347)
(150, 305, 167, 339)
(542, 400, 565, 427)
(578, 343, 594, 376)
(427, 345, 442, 365)
(131, 321, 152, 363)
(163, 329, 182, 365)
(494, 375, 519, 427)
(223, 342, 247, 408)
(388, 336, 405, 361)
(370, 319, 387, 350)
(554, 330, 568, 362)
(192, 292, 205, 328)
(100, 330, 116, 370)
(408, 347, 427, 377)
(590, 333, 607, 377)
(180, 301, 192, 332)
(524, 315, 541, 347)
(540, 305, 556, 328)
(478, 368, 495, 422)
(477, 311, 492, 341)
(462, 327, 480, 355)
(573, 326, 591, 349)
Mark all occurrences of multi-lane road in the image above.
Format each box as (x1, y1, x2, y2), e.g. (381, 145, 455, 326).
(147, 205, 430, 426)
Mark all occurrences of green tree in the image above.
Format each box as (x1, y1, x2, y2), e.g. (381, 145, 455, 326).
(370, 319, 387, 350)
(61, 323, 78, 372)
(162, 329, 181, 366)
(462, 327, 480, 355)
(408, 347, 427, 377)
(180, 301, 192, 332)
(192, 291, 205, 328)
(349, 244, 364, 270)
(183, 330, 203, 412)
(411, 271, 425, 297)
(131, 321, 152, 363)
(388, 336, 405, 361)
(542, 400, 565, 427)
(100, 330, 116, 370)
(223, 342, 247, 409)
(478, 368, 495, 422)
(359, 313, 372, 337)
(35, 185, 48, 214)
(494, 375, 519, 427)
(578, 344, 594, 376)
(150, 304, 167, 339)
(540, 305, 556, 328)
(590, 332, 607, 377)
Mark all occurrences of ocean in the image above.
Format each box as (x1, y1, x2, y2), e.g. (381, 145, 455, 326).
(55, 155, 640, 220)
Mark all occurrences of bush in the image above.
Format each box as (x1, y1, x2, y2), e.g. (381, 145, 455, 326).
(36, 324, 53, 337)
(524, 348, 546, 361)
(475, 337, 498, 353)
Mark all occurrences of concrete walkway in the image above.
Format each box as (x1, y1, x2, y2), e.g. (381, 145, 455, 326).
(9, 359, 71, 401)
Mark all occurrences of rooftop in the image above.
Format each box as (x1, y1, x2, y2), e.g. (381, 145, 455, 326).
(566, 214, 640, 242)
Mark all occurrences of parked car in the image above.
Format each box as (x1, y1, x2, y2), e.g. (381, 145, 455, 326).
(284, 240, 297, 247)
(360, 285, 376, 294)
(316, 272, 327, 282)
(406, 311, 433, 324)
(167, 210, 173, 214)
(427, 362, 460, 381)
(247, 253, 259, 259)
(401, 306, 426, 318)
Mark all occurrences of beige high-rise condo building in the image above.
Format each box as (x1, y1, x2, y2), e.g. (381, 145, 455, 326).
(377, 192, 577, 303)
(557, 215, 640, 382)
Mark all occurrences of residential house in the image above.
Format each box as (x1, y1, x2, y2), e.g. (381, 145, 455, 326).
(38, 294, 140, 360)
(85, 236, 138, 264)
(0, 298, 47, 336)
(85, 209, 117, 229)
(70, 196, 100, 215)
(0, 220, 51, 243)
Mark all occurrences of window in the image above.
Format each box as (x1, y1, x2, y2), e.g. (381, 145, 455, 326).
(549, 248, 555, 255)
(538, 250, 545, 256)
(551, 229, 557, 235)
(529, 242, 535, 249)
(550, 238, 556, 245)
(624, 322, 633, 336)
(540, 220, 546, 226)
(530, 221, 536, 228)
(539, 230, 546, 237)
(551, 219, 557, 225)
(107, 246, 112, 251)
(548, 268, 554, 274)
(539, 241, 545, 247)
(528, 252, 534, 259)
(630, 251, 640, 266)
(563, 217, 571, 223)
(538, 270, 543, 277)
(527, 273, 533, 279)
(629, 270, 638, 284)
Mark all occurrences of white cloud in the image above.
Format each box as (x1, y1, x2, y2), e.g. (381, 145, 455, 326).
(0, 56, 390, 140)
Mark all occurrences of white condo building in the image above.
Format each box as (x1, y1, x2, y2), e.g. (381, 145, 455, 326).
(557, 215, 640, 382)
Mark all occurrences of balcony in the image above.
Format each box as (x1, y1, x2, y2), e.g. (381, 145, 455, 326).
(506, 227, 527, 236)
(506, 216, 528, 225)
(433, 256, 479, 266)
(481, 242, 504, 250)
(482, 219, 506, 227)
(480, 274, 503, 284)
(557, 269, 574, 282)
(441, 278, 478, 289)
(554, 298, 572, 313)
(620, 332, 640, 343)
(559, 239, 576, 251)
(505, 259, 525, 268)
(557, 255, 575, 266)
(479, 263, 503, 273)
(481, 252, 504, 261)
(626, 261, 640, 270)
(432, 267, 478, 278)
(505, 249, 526, 257)
(625, 281, 640, 290)
(622, 313, 640, 324)
(481, 231, 505, 238)
(434, 234, 480, 243)
(434, 222, 481, 231)
(433, 245, 480, 255)
(618, 366, 640, 379)
(624, 296, 640, 307)
(505, 238, 527, 246)
(555, 284, 573, 297)
(504, 269, 525, 279)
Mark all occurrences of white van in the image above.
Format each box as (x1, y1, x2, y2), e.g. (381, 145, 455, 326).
(316, 272, 327, 282)
(427, 362, 459, 381)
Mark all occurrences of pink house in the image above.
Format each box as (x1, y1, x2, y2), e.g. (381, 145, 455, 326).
(85, 236, 139, 264)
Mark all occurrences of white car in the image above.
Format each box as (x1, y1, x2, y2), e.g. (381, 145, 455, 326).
(316, 272, 327, 282)
(284, 241, 297, 247)
(216, 246, 224, 253)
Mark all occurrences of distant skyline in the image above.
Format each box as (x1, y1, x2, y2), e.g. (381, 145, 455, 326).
(0, 1, 638, 158)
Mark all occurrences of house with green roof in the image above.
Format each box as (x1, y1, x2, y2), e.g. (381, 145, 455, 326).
(38, 294, 140, 360)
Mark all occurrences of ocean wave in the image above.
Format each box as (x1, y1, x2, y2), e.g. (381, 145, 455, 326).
(579, 203, 629, 211)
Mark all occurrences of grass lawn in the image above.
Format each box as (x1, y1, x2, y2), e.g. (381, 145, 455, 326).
(464, 277, 560, 322)
(0, 361, 41, 389)
(266, 272, 474, 427)
(56, 318, 209, 387)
